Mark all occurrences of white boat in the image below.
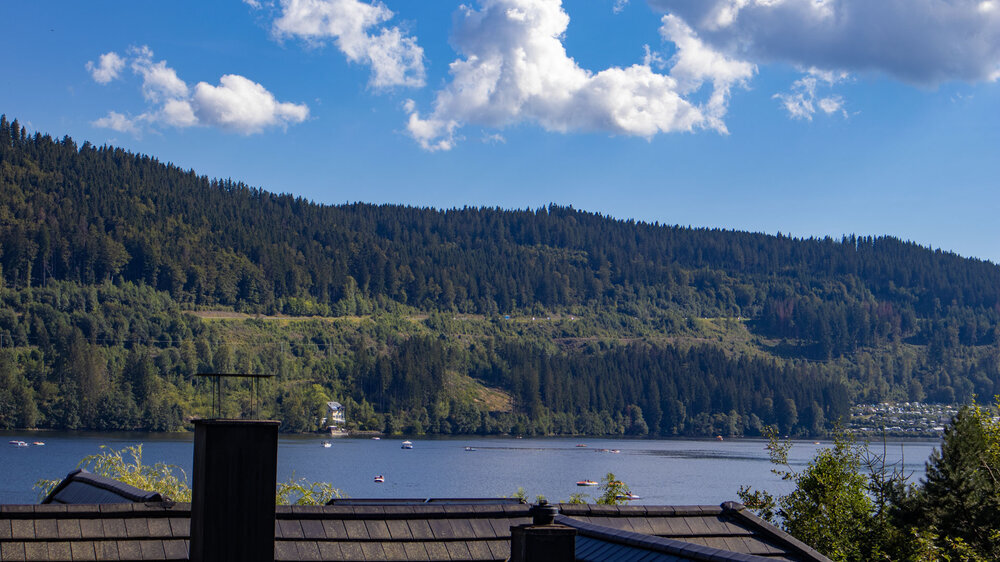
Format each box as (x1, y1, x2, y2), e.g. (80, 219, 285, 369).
(464, 446, 476, 451)
(374, 475, 385, 483)
(401, 440, 413, 449)
(32, 442, 45, 446)
(322, 441, 332, 448)
(9, 440, 28, 447)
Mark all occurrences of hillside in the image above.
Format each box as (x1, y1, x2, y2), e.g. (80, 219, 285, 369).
(2, 115, 999, 436)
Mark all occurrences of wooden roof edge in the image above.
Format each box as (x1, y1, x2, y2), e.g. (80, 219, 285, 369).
(720, 502, 833, 562)
(557, 514, 773, 562)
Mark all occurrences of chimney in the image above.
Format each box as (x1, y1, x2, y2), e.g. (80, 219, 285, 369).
(189, 374, 279, 562)
(510, 501, 577, 562)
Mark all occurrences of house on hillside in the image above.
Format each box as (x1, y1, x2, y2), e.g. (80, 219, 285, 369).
(326, 401, 346, 434)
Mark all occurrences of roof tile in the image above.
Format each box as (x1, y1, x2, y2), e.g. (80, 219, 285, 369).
(487, 519, 512, 538)
(385, 519, 412, 540)
(93, 541, 119, 561)
(364, 520, 392, 540)
(295, 540, 322, 561)
(468, 518, 495, 539)
(428, 519, 456, 539)
(465, 540, 494, 560)
(79, 519, 104, 539)
(321, 519, 348, 540)
(422, 541, 450, 561)
(115, 540, 141, 560)
(70, 541, 97, 561)
(406, 520, 434, 540)
(146, 518, 171, 538)
(0, 542, 25, 562)
(21, 542, 46, 562)
(57, 519, 82, 540)
(46, 541, 71, 561)
(138, 540, 165, 560)
(278, 519, 304, 539)
(315, 541, 343, 561)
(338, 541, 364, 561)
(401, 542, 429, 562)
(167, 518, 188, 538)
(343, 520, 369, 540)
(9, 521, 32, 541)
(449, 518, 477, 539)
(34, 519, 58, 539)
(359, 542, 387, 561)
(485, 540, 509, 560)
(300, 519, 326, 539)
(102, 520, 126, 539)
(124, 519, 150, 538)
(444, 541, 472, 560)
(161, 540, 187, 561)
(273, 540, 297, 561)
(380, 541, 407, 561)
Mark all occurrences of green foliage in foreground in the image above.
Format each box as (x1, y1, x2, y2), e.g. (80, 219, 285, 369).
(34, 445, 343, 505)
(740, 403, 1000, 561)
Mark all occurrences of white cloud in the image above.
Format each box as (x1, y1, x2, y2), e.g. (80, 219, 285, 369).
(273, 0, 425, 88)
(648, 0, 1000, 85)
(90, 46, 308, 135)
(193, 74, 310, 133)
(779, 69, 848, 120)
(773, 69, 848, 120)
(406, 0, 754, 151)
(129, 46, 189, 103)
(86, 52, 125, 84)
(613, 0, 629, 14)
(91, 111, 140, 134)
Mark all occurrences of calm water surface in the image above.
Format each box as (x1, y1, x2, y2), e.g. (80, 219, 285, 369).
(0, 432, 939, 506)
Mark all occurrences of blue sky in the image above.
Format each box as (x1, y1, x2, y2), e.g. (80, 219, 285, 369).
(2, 1, 999, 261)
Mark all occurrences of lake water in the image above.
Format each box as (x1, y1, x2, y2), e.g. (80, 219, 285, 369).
(0, 431, 939, 506)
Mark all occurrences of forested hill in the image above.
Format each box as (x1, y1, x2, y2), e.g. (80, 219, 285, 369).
(2, 115, 1000, 436)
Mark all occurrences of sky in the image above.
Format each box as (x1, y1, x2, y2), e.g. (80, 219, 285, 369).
(2, 0, 999, 261)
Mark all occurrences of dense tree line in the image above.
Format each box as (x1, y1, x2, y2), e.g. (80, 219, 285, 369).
(4, 115, 1000, 435)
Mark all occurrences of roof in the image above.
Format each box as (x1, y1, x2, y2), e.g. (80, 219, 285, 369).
(0, 500, 830, 561)
(326, 402, 343, 409)
(40, 470, 165, 505)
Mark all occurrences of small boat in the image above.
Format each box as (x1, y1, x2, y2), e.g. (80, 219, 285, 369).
(321, 441, 332, 448)
(372, 437, 381, 440)
(610, 449, 621, 454)
(576, 480, 599, 487)
(575, 444, 587, 448)
(464, 446, 477, 451)
(616, 493, 641, 501)
(374, 475, 385, 483)
(32, 442, 45, 446)
(10, 440, 28, 447)
(716, 435, 724, 441)
(401, 441, 413, 449)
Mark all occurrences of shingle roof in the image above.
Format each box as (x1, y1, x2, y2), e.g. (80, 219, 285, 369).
(41, 470, 166, 505)
(0, 501, 830, 561)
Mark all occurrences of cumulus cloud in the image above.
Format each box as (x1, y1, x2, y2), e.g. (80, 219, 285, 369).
(193, 74, 311, 133)
(406, 0, 753, 151)
(90, 46, 308, 135)
(86, 52, 125, 84)
(92, 111, 140, 134)
(613, 0, 629, 14)
(648, 0, 1000, 85)
(273, 0, 425, 88)
(773, 69, 848, 120)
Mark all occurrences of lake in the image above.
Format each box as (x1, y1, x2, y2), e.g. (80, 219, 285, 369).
(0, 431, 940, 506)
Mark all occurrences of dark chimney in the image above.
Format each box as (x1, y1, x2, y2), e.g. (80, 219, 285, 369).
(189, 419, 279, 562)
(509, 501, 576, 562)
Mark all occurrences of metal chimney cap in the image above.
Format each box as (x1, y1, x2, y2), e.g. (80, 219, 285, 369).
(529, 500, 559, 525)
